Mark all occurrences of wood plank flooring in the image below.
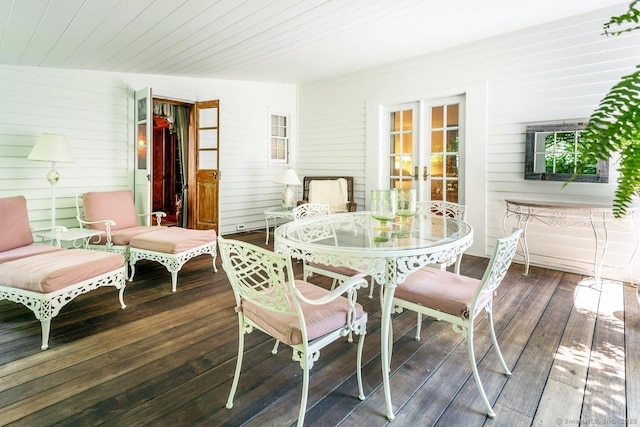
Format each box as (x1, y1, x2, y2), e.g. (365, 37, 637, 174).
(0, 231, 638, 426)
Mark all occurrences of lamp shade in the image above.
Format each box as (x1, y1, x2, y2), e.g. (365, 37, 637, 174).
(28, 133, 73, 163)
(275, 168, 302, 186)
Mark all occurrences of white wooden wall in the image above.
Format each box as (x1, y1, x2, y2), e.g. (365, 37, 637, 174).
(298, 4, 640, 282)
(0, 66, 296, 235)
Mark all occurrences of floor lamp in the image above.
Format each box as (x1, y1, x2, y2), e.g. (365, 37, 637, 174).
(28, 133, 74, 228)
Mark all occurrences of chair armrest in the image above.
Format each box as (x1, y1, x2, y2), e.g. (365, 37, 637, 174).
(295, 273, 368, 305)
(31, 225, 68, 247)
(137, 211, 167, 226)
(297, 199, 309, 207)
(347, 202, 357, 212)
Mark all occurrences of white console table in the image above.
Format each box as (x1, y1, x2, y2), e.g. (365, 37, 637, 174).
(503, 199, 639, 287)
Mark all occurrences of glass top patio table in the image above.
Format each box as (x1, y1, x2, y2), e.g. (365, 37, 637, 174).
(274, 211, 473, 420)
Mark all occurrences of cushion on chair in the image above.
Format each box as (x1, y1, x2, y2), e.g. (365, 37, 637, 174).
(395, 267, 491, 319)
(129, 227, 217, 254)
(86, 226, 166, 246)
(242, 279, 365, 346)
(83, 190, 140, 231)
(308, 179, 349, 213)
(0, 249, 124, 293)
(0, 196, 34, 252)
(0, 244, 63, 264)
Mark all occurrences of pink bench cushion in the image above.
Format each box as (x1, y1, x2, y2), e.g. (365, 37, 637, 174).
(86, 226, 165, 246)
(0, 196, 34, 252)
(242, 280, 366, 346)
(0, 249, 124, 293)
(83, 190, 139, 231)
(129, 228, 217, 254)
(395, 267, 490, 319)
(0, 243, 63, 264)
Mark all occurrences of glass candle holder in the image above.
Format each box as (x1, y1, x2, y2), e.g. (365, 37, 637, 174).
(371, 189, 397, 242)
(395, 189, 416, 237)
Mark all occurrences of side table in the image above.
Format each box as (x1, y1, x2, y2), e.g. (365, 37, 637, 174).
(37, 227, 103, 249)
(264, 207, 294, 245)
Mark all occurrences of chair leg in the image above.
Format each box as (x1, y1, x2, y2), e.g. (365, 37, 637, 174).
(40, 318, 51, 350)
(488, 309, 511, 376)
(415, 312, 422, 341)
(298, 355, 311, 427)
(356, 330, 366, 400)
(466, 326, 495, 418)
(171, 271, 178, 292)
(226, 316, 246, 410)
(271, 340, 280, 354)
(454, 254, 462, 275)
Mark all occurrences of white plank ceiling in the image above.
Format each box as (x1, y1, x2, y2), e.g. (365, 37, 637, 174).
(0, 0, 630, 83)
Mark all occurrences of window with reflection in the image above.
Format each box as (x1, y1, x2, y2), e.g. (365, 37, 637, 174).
(524, 122, 608, 182)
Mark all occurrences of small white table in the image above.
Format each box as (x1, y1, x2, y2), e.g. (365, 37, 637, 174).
(264, 207, 294, 244)
(37, 227, 103, 249)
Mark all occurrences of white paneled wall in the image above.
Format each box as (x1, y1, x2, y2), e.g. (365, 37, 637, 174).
(298, 4, 640, 282)
(0, 67, 296, 234)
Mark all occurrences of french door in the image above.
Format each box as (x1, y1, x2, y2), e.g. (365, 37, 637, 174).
(387, 95, 464, 204)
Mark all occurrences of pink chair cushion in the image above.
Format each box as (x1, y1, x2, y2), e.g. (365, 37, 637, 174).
(242, 280, 365, 346)
(0, 243, 63, 264)
(86, 226, 165, 246)
(0, 196, 34, 252)
(129, 228, 217, 254)
(83, 190, 139, 231)
(0, 249, 124, 293)
(395, 267, 490, 319)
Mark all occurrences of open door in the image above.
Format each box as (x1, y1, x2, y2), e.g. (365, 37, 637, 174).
(134, 88, 153, 224)
(192, 100, 220, 231)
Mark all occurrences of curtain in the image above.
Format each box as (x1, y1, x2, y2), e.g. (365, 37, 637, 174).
(153, 101, 189, 227)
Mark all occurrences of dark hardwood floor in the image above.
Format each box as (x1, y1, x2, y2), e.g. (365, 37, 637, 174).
(0, 231, 638, 426)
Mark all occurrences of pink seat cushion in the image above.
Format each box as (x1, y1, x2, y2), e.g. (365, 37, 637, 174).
(83, 190, 139, 231)
(395, 267, 490, 319)
(0, 196, 34, 252)
(87, 226, 165, 246)
(0, 243, 63, 264)
(0, 250, 125, 293)
(129, 227, 217, 254)
(242, 280, 366, 346)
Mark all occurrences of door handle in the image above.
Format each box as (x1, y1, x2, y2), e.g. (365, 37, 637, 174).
(414, 167, 429, 180)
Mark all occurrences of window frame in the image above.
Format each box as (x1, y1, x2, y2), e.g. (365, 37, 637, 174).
(524, 122, 609, 183)
(268, 112, 290, 166)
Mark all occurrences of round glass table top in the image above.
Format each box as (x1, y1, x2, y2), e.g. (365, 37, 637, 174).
(274, 211, 473, 258)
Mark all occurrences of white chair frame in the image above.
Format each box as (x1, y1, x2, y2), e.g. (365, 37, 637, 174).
(391, 228, 522, 418)
(218, 235, 368, 427)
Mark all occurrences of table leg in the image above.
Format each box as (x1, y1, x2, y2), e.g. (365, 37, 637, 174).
(265, 216, 271, 245)
(380, 259, 396, 421)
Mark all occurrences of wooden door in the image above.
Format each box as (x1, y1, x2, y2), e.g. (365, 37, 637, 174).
(192, 100, 219, 231)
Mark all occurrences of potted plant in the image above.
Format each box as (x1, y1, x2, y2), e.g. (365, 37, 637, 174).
(581, 0, 640, 217)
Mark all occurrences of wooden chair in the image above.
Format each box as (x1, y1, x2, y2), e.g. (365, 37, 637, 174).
(218, 236, 368, 427)
(298, 176, 357, 212)
(391, 228, 522, 418)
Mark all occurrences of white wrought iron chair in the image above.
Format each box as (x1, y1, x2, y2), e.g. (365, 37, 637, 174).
(417, 200, 468, 274)
(391, 228, 522, 418)
(218, 236, 368, 427)
(292, 203, 361, 289)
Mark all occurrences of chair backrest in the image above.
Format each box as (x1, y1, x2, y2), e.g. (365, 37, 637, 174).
(417, 200, 467, 221)
(292, 203, 330, 220)
(302, 176, 355, 213)
(0, 196, 34, 251)
(218, 235, 299, 316)
(78, 190, 139, 231)
(472, 228, 522, 310)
